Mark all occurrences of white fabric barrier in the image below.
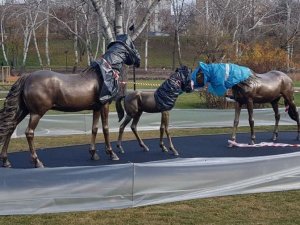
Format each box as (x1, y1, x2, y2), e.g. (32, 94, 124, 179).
(2, 152, 300, 215)
(0, 164, 134, 215)
(2, 108, 300, 215)
(12, 108, 297, 138)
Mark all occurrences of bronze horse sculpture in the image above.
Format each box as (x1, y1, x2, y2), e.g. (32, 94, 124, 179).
(116, 66, 193, 155)
(0, 34, 141, 168)
(192, 62, 300, 146)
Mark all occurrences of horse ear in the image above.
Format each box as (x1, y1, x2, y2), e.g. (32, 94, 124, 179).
(129, 24, 135, 31)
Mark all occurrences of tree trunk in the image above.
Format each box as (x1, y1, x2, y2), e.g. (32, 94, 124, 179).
(32, 27, 43, 68)
(171, 0, 183, 67)
(172, 33, 176, 70)
(21, 16, 33, 70)
(145, 30, 148, 72)
(115, 0, 124, 35)
(102, 36, 106, 55)
(73, 18, 78, 74)
(131, 0, 161, 41)
(286, 1, 291, 72)
(93, 18, 101, 60)
(45, 0, 51, 67)
(176, 28, 182, 66)
(89, 0, 114, 42)
(0, 13, 8, 65)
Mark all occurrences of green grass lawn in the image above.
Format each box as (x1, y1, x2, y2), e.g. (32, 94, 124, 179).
(293, 81, 300, 87)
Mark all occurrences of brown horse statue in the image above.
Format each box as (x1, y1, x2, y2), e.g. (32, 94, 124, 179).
(0, 34, 141, 168)
(192, 62, 300, 146)
(116, 66, 193, 155)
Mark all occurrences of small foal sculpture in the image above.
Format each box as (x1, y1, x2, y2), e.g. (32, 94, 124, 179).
(192, 62, 300, 146)
(0, 34, 141, 168)
(116, 66, 193, 155)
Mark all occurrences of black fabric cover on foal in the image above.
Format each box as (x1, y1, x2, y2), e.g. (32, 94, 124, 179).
(154, 66, 190, 111)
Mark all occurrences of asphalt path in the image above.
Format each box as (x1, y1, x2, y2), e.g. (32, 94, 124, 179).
(6, 131, 300, 169)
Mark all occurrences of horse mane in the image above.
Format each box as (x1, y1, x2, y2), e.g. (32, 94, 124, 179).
(232, 74, 259, 97)
(80, 66, 96, 77)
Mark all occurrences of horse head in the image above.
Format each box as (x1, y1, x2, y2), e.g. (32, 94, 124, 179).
(195, 69, 205, 87)
(175, 66, 193, 93)
(107, 34, 141, 68)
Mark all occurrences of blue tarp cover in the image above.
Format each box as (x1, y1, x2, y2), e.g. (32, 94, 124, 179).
(191, 62, 252, 96)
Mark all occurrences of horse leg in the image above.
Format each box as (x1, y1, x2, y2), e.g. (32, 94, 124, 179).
(25, 114, 44, 168)
(1, 132, 13, 168)
(130, 112, 150, 152)
(271, 99, 280, 141)
(117, 115, 133, 153)
(284, 97, 300, 140)
(159, 112, 168, 152)
(247, 100, 255, 145)
(228, 102, 242, 147)
(89, 110, 100, 160)
(101, 103, 119, 160)
(1, 111, 28, 168)
(162, 111, 178, 156)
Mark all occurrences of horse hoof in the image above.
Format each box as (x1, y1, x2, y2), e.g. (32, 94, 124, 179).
(161, 146, 168, 152)
(118, 147, 125, 154)
(272, 134, 278, 141)
(143, 147, 149, 152)
(91, 153, 100, 160)
(111, 154, 119, 161)
(169, 148, 179, 156)
(35, 162, 44, 168)
(2, 162, 11, 168)
(228, 143, 233, 148)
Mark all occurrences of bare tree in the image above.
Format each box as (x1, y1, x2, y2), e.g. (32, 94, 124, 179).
(89, 0, 163, 41)
(0, 4, 10, 66)
(171, 0, 185, 67)
(275, 0, 300, 71)
(45, 0, 51, 67)
(19, 1, 42, 71)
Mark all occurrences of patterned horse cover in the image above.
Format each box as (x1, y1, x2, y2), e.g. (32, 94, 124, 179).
(191, 62, 253, 96)
(154, 66, 190, 111)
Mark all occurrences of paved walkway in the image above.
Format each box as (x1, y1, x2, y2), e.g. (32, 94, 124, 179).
(12, 108, 298, 138)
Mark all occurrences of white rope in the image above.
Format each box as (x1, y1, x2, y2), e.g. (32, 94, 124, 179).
(228, 140, 300, 147)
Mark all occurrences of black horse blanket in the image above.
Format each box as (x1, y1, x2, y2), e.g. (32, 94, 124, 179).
(91, 57, 119, 104)
(91, 34, 141, 104)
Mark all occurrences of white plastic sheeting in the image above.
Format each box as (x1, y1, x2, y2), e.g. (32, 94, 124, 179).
(2, 108, 300, 215)
(1, 153, 300, 215)
(12, 108, 297, 138)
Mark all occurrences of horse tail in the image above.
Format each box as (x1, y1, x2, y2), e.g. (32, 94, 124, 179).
(116, 95, 126, 122)
(0, 74, 30, 147)
(284, 99, 299, 121)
